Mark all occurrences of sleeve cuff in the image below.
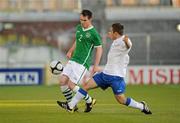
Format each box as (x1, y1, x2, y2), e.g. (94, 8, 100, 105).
(94, 45, 102, 48)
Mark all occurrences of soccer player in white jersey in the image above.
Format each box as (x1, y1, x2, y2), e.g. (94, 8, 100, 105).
(58, 23, 152, 114)
(56, 9, 102, 111)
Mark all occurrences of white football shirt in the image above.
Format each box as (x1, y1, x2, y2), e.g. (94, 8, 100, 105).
(103, 35, 132, 77)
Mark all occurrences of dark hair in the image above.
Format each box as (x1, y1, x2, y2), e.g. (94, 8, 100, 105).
(112, 23, 124, 35)
(81, 9, 92, 19)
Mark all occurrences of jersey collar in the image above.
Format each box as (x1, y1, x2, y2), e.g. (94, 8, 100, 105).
(82, 26, 94, 31)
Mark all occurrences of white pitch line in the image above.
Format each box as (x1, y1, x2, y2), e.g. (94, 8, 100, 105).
(0, 103, 56, 107)
(0, 100, 54, 102)
(0, 100, 119, 107)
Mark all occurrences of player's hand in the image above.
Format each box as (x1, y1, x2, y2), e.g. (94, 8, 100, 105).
(123, 35, 131, 49)
(66, 51, 72, 59)
(123, 35, 129, 43)
(92, 65, 101, 73)
(90, 65, 102, 77)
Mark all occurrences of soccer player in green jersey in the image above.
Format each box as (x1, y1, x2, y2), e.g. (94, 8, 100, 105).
(57, 10, 103, 111)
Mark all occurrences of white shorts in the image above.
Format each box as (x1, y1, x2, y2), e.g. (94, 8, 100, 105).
(61, 60, 87, 84)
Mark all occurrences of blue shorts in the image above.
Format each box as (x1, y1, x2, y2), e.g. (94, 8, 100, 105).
(93, 72, 126, 95)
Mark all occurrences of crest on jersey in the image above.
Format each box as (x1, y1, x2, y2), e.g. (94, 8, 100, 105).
(86, 33, 91, 38)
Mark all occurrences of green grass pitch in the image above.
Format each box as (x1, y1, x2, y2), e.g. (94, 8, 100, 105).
(0, 85, 180, 123)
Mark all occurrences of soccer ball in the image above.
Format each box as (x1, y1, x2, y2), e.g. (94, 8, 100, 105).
(50, 60, 63, 75)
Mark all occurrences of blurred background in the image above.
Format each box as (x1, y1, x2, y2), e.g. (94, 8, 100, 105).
(0, 0, 180, 85)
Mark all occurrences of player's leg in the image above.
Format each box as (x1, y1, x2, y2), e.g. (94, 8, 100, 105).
(59, 72, 105, 113)
(57, 79, 78, 112)
(68, 66, 101, 112)
(67, 78, 98, 111)
(115, 94, 144, 110)
(58, 72, 107, 113)
(111, 77, 152, 114)
(57, 78, 97, 112)
(115, 94, 152, 114)
(83, 72, 109, 112)
(57, 61, 89, 112)
(58, 61, 73, 103)
(59, 74, 75, 104)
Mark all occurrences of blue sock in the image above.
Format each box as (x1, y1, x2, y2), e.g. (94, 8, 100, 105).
(125, 97, 144, 110)
(125, 97, 131, 106)
(78, 88, 87, 97)
(78, 88, 92, 103)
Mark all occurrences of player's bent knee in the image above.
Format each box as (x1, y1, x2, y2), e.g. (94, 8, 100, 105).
(118, 98, 124, 104)
(82, 84, 89, 91)
(67, 81, 76, 90)
(59, 75, 68, 86)
(82, 78, 97, 91)
(115, 95, 126, 104)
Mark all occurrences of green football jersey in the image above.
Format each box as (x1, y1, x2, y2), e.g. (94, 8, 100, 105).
(70, 24, 102, 70)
